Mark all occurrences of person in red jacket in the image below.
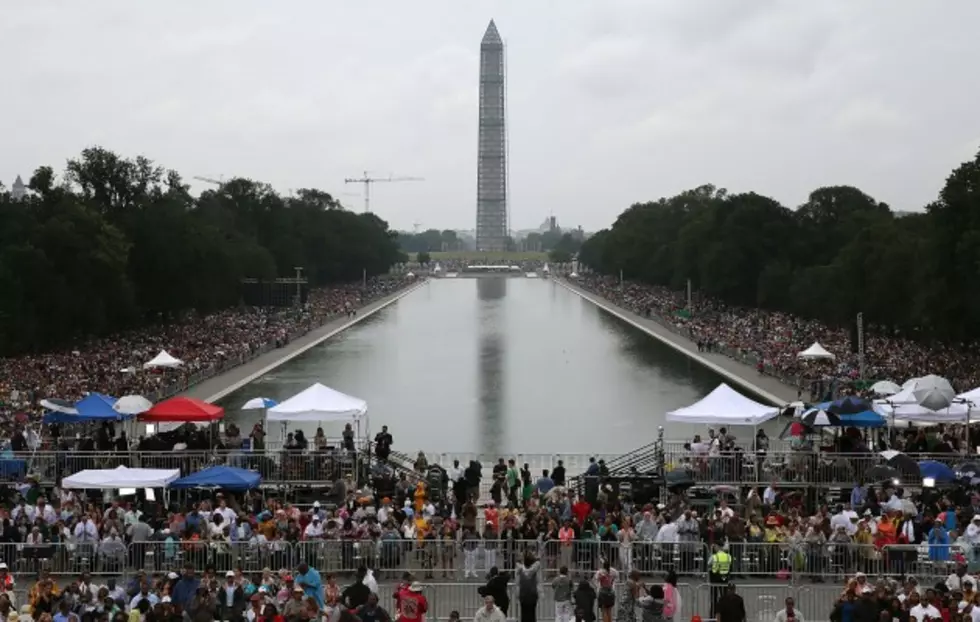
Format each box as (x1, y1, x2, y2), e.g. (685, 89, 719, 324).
(572, 496, 592, 526)
(398, 582, 428, 622)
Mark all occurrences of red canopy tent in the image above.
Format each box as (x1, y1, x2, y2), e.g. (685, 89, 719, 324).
(140, 397, 224, 423)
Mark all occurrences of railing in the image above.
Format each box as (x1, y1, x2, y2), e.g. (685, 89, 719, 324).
(0, 539, 955, 586)
(11, 448, 967, 489)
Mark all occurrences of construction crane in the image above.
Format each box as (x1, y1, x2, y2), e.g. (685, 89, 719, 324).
(344, 171, 424, 213)
(193, 176, 224, 186)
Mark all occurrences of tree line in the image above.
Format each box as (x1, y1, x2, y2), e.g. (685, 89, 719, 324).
(579, 148, 980, 342)
(0, 147, 405, 356)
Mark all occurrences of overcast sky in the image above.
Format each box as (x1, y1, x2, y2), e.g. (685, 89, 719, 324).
(3, 2, 980, 232)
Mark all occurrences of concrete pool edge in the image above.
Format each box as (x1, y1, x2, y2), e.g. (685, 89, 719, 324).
(553, 278, 796, 406)
(182, 280, 429, 404)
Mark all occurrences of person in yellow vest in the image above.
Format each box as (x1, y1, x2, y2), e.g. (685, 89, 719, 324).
(708, 543, 732, 618)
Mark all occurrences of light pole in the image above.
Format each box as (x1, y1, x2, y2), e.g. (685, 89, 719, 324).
(294, 267, 303, 306)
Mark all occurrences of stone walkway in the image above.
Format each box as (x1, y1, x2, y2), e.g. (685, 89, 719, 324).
(555, 279, 800, 405)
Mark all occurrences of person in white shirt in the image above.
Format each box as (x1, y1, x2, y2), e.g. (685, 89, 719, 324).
(717, 500, 734, 521)
(11, 501, 35, 523)
(967, 516, 980, 547)
(74, 516, 99, 544)
(763, 483, 777, 507)
(304, 518, 324, 540)
(775, 597, 804, 622)
(448, 460, 465, 484)
(654, 518, 679, 544)
(215, 499, 236, 526)
(35, 499, 57, 525)
(908, 592, 940, 622)
(474, 596, 506, 622)
(947, 565, 972, 592)
(829, 508, 851, 535)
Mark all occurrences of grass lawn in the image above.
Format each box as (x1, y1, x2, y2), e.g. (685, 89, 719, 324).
(409, 251, 548, 261)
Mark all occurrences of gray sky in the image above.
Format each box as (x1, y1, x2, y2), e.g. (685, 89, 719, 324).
(3, 1, 979, 232)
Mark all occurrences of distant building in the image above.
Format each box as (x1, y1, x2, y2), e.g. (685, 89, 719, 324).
(538, 215, 558, 232)
(10, 175, 26, 200)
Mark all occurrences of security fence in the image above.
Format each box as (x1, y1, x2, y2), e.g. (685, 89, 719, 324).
(10, 447, 966, 491)
(0, 539, 956, 590)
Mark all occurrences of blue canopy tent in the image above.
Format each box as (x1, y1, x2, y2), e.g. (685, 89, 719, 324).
(169, 466, 261, 491)
(814, 403, 886, 428)
(838, 410, 886, 428)
(43, 393, 134, 424)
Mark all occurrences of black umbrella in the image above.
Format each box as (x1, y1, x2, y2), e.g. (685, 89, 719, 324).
(865, 465, 901, 483)
(780, 402, 807, 418)
(827, 396, 873, 416)
(665, 468, 695, 491)
(882, 451, 920, 480)
(801, 408, 842, 427)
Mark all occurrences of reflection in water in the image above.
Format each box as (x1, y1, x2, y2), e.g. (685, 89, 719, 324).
(477, 278, 506, 457)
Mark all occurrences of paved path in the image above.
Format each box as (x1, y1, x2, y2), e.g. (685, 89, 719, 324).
(554, 279, 800, 405)
(183, 281, 427, 403)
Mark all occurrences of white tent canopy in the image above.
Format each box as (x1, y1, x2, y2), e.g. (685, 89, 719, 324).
(143, 350, 183, 369)
(797, 342, 835, 360)
(62, 465, 180, 489)
(883, 402, 971, 422)
(666, 383, 780, 425)
(267, 382, 367, 422)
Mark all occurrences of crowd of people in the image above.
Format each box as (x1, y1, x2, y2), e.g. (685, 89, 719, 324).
(3, 436, 980, 620)
(576, 275, 980, 397)
(0, 278, 413, 423)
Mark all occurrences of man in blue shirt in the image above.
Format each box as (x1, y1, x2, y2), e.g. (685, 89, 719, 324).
(171, 564, 201, 611)
(536, 469, 555, 495)
(295, 561, 324, 609)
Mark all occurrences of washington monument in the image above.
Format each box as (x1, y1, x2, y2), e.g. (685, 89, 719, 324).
(476, 19, 508, 252)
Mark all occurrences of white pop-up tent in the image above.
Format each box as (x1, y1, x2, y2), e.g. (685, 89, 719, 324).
(666, 383, 780, 425)
(61, 465, 180, 489)
(143, 350, 183, 369)
(797, 342, 835, 360)
(267, 383, 367, 423)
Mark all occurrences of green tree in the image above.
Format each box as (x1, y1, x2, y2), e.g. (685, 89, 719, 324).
(0, 147, 405, 355)
(578, 147, 980, 342)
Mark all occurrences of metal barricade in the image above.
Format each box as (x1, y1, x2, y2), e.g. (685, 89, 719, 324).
(0, 541, 128, 577)
(693, 582, 793, 622)
(882, 543, 960, 586)
(130, 540, 295, 577)
(796, 584, 847, 622)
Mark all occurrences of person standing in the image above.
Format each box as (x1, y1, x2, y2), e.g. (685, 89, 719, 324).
(553, 566, 574, 622)
(517, 551, 542, 622)
(594, 559, 619, 622)
(707, 543, 732, 618)
(715, 583, 745, 622)
(294, 562, 323, 611)
(397, 582, 428, 622)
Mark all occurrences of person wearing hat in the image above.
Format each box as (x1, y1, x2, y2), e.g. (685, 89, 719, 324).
(397, 582, 427, 622)
(284, 585, 306, 619)
(216, 570, 245, 621)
